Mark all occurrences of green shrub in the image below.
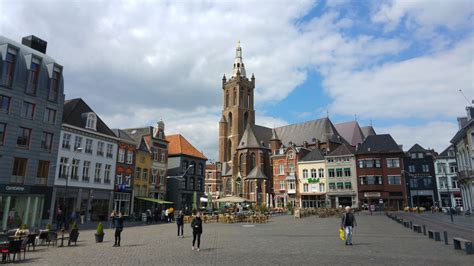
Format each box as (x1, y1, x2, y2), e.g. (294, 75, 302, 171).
(96, 223, 104, 235)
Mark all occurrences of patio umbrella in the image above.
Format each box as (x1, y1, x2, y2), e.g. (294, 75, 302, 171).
(214, 196, 253, 203)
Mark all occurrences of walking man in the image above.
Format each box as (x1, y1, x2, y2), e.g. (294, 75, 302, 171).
(176, 210, 184, 238)
(341, 206, 357, 246)
(191, 212, 203, 251)
(113, 211, 124, 247)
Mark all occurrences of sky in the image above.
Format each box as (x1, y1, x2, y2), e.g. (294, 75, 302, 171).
(1, 0, 472, 160)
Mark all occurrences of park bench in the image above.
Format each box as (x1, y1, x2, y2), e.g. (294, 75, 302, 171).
(453, 237, 473, 255)
(412, 224, 422, 233)
(428, 230, 441, 241)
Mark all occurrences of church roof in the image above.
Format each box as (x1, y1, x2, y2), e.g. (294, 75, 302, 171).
(335, 121, 365, 146)
(274, 117, 345, 146)
(361, 126, 376, 139)
(237, 124, 268, 149)
(245, 166, 268, 180)
(166, 134, 207, 160)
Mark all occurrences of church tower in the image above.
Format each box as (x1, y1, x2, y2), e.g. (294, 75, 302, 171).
(218, 41, 256, 164)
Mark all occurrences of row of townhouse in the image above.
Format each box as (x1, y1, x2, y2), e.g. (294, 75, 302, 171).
(0, 35, 207, 230)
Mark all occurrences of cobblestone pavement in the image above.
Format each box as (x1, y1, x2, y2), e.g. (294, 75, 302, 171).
(23, 214, 473, 265)
(391, 212, 473, 242)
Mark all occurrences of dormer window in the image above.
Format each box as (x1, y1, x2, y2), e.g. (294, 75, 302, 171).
(26, 57, 41, 95)
(2, 48, 17, 87)
(48, 66, 61, 102)
(86, 112, 97, 130)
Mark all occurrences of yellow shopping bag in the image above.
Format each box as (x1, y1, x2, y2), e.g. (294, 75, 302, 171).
(339, 228, 345, 241)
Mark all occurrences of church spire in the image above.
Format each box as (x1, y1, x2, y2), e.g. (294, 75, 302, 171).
(232, 40, 246, 78)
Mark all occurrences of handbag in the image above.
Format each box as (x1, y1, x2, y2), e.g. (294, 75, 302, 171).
(339, 228, 345, 241)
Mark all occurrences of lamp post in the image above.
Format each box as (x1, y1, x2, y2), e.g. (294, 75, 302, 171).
(63, 147, 82, 228)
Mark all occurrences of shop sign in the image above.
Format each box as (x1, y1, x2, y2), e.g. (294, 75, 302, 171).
(307, 178, 320, 184)
(364, 192, 381, 198)
(0, 185, 30, 193)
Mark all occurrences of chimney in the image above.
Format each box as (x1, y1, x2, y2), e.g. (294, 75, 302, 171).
(457, 117, 468, 129)
(22, 35, 47, 54)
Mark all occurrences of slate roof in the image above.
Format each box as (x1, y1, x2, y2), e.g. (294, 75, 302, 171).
(62, 98, 116, 138)
(361, 126, 376, 139)
(237, 124, 268, 149)
(357, 134, 402, 154)
(438, 145, 454, 158)
(299, 149, 325, 162)
(245, 166, 268, 180)
(407, 144, 427, 153)
(327, 144, 356, 157)
(166, 134, 207, 160)
(335, 121, 365, 146)
(121, 127, 152, 151)
(112, 129, 135, 143)
(450, 118, 473, 144)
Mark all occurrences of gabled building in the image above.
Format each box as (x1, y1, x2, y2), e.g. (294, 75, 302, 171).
(326, 144, 358, 208)
(166, 134, 207, 211)
(0, 35, 65, 230)
(205, 163, 222, 209)
(403, 144, 438, 208)
(434, 145, 462, 208)
(54, 98, 118, 222)
(356, 134, 406, 210)
(297, 149, 327, 208)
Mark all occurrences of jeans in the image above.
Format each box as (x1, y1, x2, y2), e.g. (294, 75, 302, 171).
(115, 228, 122, 245)
(177, 224, 184, 236)
(192, 232, 201, 248)
(344, 226, 353, 244)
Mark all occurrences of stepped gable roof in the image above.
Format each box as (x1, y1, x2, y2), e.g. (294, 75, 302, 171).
(327, 144, 356, 157)
(122, 127, 151, 146)
(361, 126, 376, 139)
(357, 134, 402, 154)
(166, 134, 207, 160)
(245, 166, 268, 180)
(407, 144, 427, 153)
(335, 121, 365, 146)
(238, 124, 268, 149)
(274, 117, 345, 146)
(112, 129, 135, 143)
(63, 98, 116, 138)
(299, 149, 325, 162)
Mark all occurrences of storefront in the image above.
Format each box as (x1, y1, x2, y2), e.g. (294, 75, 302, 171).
(1, 185, 53, 230)
(329, 194, 356, 208)
(301, 195, 326, 208)
(54, 187, 113, 222)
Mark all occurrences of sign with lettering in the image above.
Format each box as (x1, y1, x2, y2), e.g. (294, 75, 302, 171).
(307, 178, 320, 184)
(364, 192, 381, 198)
(0, 185, 30, 193)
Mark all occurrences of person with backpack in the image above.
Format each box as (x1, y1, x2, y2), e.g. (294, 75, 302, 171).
(191, 212, 203, 251)
(340, 206, 357, 245)
(176, 210, 184, 238)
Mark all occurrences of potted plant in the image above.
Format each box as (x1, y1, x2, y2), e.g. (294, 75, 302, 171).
(95, 223, 104, 243)
(45, 223, 52, 231)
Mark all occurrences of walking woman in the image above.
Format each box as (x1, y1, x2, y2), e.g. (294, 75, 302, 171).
(191, 212, 203, 251)
(114, 211, 124, 247)
(176, 210, 184, 238)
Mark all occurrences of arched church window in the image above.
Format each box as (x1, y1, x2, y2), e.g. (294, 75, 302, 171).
(239, 153, 245, 174)
(250, 153, 256, 170)
(225, 91, 229, 108)
(226, 139, 232, 162)
(233, 89, 237, 105)
(228, 112, 233, 135)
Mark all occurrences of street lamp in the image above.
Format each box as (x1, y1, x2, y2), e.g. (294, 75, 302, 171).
(63, 146, 82, 228)
(442, 165, 454, 222)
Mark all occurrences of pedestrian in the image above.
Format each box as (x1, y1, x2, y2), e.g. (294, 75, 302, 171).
(340, 206, 357, 246)
(80, 209, 85, 224)
(191, 212, 203, 251)
(176, 210, 184, 238)
(113, 211, 124, 247)
(56, 207, 62, 230)
(110, 210, 116, 229)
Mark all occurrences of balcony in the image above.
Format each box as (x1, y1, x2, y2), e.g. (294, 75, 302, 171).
(10, 176, 25, 184)
(35, 177, 48, 185)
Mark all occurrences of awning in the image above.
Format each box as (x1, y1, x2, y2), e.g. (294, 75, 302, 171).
(135, 197, 173, 204)
(200, 197, 208, 203)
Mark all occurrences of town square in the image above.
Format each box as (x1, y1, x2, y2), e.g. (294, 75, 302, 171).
(0, 0, 473, 265)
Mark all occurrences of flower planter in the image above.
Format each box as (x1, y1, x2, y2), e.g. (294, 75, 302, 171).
(95, 233, 104, 243)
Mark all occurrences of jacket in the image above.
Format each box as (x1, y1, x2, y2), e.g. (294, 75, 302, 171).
(341, 212, 356, 227)
(115, 216, 124, 230)
(176, 214, 184, 225)
(191, 217, 203, 234)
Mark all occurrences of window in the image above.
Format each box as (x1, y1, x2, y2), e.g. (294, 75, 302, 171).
(62, 133, 71, 149)
(437, 163, 446, 174)
(411, 153, 417, 159)
(359, 159, 381, 168)
(311, 169, 317, 178)
(0, 123, 5, 145)
(336, 168, 343, 177)
(336, 182, 344, 189)
(189, 177, 195, 189)
(17, 127, 31, 147)
(82, 161, 90, 181)
(288, 163, 295, 174)
(417, 153, 424, 159)
(344, 182, 352, 189)
(96, 141, 104, 156)
(303, 184, 309, 192)
(327, 158, 334, 163)
(0, 95, 11, 113)
(329, 183, 335, 190)
(48, 68, 61, 102)
(288, 180, 296, 190)
(40, 132, 53, 151)
(106, 144, 113, 158)
(360, 176, 383, 185)
(344, 168, 351, 177)
(250, 153, 256, 170)
(2, 48, 17, 86)
(135, 167, 141, 180)
(26, 58, 41, 94)
(71, 159, 80, 180)
(12, 157, 27, 182)
(423, 177, 432, 186)
(142, 168, 148, 180)
(94, 163, 102, 183)
(85, 139, 93, 153)
(126, 151, 133, 164)
(328, 169, 335, 178)
(319, 183, 325, 192)
(388, 175, 401, 185)
(74, 136, 82, 151)
(318, 168, 324, 178)
(190, 162, 196, 175)
(104, 165, 111, 184)
(279, 180, 285, 190)
(118, 149, 125, 162)
(160, 175, 164, 185)
(198, 178, 203, 191)
(153, 150, 158, 161)
(408, 165, 416, 173)
(36, 160, 50, 180)
(182, 161, 188, 172)
(59, 157, 69, 179)
(44, 108, 56, 124)
(21, 101, 35, 119)
(288, 152, 294, 159)
(449, 163, 457, 173)
(160, 150, 166, 162)
(422, 164, 429, 172)
(279, 164, 284, 175)
(302, 169, 308, 178)
(198, 163, 203, 176)
(387, 158, 400, 168)
(409, 179, 418, 188)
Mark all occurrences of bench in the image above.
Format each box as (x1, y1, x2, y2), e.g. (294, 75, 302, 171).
(428, 230, 441, 241)
(413, 224, 422, 233)
(453, 237, 473, 254)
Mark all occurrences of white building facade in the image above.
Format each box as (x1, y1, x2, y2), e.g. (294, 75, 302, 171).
(434, 146, 462, 208)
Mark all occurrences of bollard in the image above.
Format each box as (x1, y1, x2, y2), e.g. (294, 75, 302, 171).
(423, 225, 426, 236)
(444, 231, 448, 245)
